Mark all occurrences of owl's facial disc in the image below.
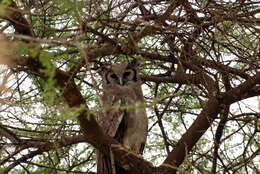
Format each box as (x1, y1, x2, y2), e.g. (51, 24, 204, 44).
(110, 74, 118, 79)
(121, 71, 131, 85)
(104, 65, 137, 86)
(109, 73, 123, 85)
(123, 71, 131, 78)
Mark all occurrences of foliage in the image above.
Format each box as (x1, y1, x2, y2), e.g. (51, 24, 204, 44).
(0, 0, 260, 174)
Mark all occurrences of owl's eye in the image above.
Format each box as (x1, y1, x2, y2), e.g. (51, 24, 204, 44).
(123, 71, 131, 78)
(110, 74, 118, 79)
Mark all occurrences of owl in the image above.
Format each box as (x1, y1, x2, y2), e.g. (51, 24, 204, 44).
(97, 60, 148, 174)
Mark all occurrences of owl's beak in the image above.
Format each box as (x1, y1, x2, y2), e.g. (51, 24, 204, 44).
(119, 78, 124, 85)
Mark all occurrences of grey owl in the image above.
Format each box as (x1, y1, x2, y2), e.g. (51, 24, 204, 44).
(97, 60, 148, 174)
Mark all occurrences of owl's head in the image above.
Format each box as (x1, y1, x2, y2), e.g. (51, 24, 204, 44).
(100, 60, 139, 86)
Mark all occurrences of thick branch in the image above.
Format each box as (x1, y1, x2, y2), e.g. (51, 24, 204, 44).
(0, 125, 20, 144)
(78, 110, 173, 174)
(142, 72, 217, 95)
(220, 72, 260, 105)
(211, 72, 231, 174)
(162, 97, 220, 172)
(0, 0, 34, 37)
(160, 72, 260, 172)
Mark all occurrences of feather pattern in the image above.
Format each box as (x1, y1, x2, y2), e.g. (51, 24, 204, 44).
(97, 61, 148, 174)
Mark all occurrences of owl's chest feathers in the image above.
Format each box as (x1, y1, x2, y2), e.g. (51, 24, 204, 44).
(100, 80, 147, 153)
(100, 90, 141, 131)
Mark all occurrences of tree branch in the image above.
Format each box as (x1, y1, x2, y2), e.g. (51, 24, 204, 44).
(162, 97, 220, 173)
(220, 72, 260, 105)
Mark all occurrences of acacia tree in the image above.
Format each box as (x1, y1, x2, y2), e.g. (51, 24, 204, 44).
(0, 0, 259, 173)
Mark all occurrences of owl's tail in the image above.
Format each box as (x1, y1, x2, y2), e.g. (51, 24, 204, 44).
(97, 150, 129, 174)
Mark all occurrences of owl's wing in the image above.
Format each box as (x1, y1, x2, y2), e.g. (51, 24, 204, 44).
(98, 95, 125, 138)
(97, 96, 129, 174)
(100, 111, 124, 138)
(99, 84, 137, 137)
